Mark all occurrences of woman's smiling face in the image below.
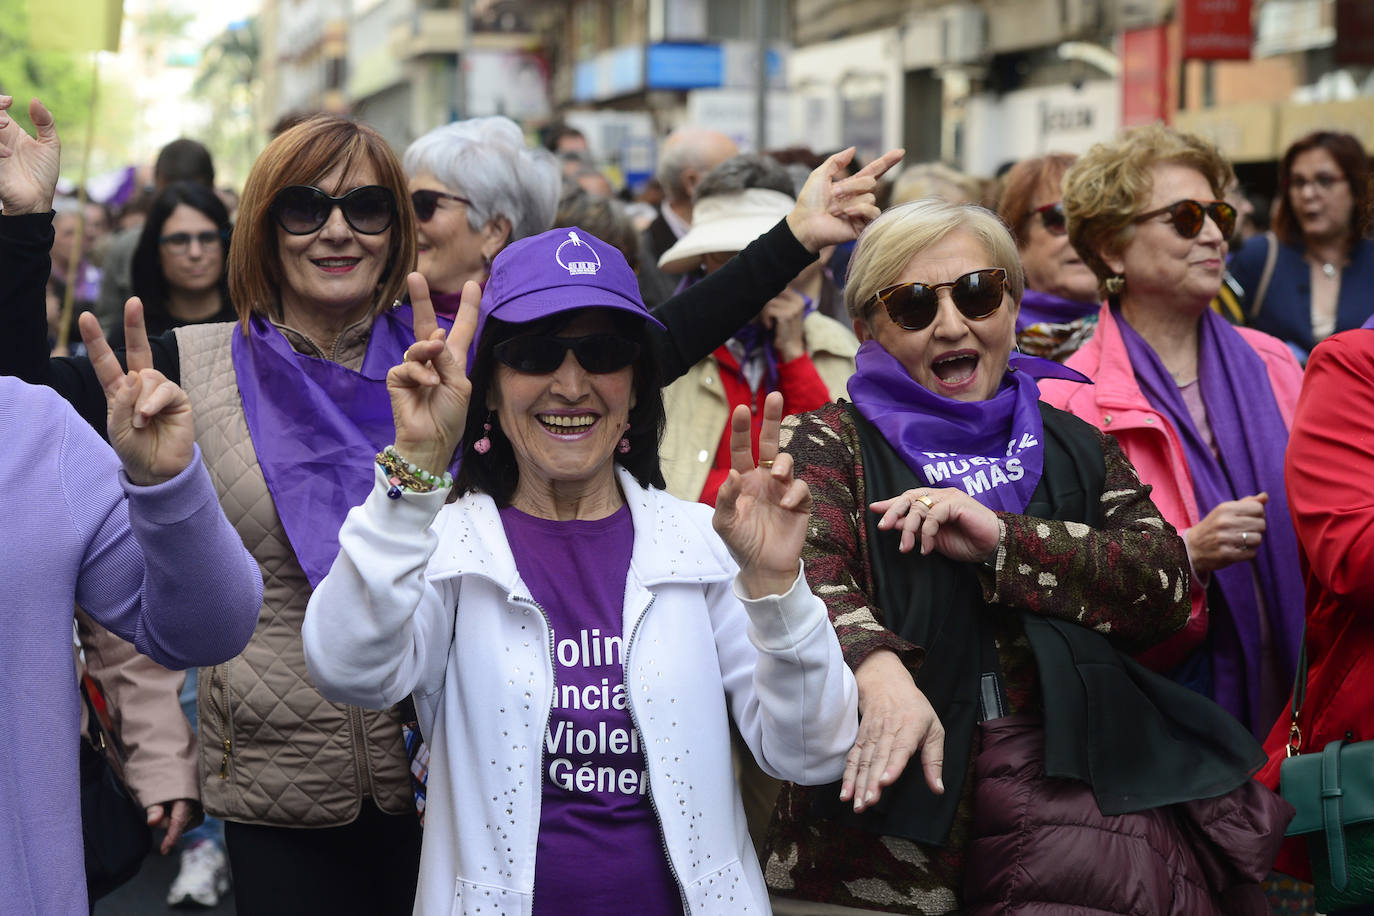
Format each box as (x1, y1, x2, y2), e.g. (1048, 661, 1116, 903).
(489, 310, 636, 503)
(275, 159, 392, 326)
(860, 230, 1017, 403)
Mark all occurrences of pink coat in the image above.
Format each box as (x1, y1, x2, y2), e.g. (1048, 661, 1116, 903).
(1039, 304, 1303, 671)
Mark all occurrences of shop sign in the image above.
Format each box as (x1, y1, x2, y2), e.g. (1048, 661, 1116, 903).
(1180, 0, 1252, 61)
(1121, 26, 1171, 127)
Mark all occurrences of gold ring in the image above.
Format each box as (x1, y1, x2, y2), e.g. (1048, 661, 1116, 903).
(758, 459, 775, 469)
(917, 495, 935, 508)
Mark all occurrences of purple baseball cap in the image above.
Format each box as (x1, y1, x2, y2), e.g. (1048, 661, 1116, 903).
(470, 227, 664, 361)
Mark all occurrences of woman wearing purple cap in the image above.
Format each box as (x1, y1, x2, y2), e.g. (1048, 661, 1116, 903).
(0, 100, 894, 914)
(302, 226, 859, 915)
(763, 199, 1290, 914)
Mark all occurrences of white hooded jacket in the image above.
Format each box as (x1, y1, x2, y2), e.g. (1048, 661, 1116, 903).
(303, 465, 858, 915)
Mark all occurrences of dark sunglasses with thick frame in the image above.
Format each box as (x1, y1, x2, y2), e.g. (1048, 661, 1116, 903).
(870, 268, 1009, 332)
(271, 185, 397, 236)
(493, 333, 642, 375)
(411, 189, 472, 222)
(1033, 201, 1067, 236)
(1134, 199, 1237, 240)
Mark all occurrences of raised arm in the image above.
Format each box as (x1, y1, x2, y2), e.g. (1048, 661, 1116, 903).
(303, 275, 479, 707)
(650, 148, 903, 382)
(66, 313, 261, 667)
(0, 99, 180, 430)
(711, 392, 858, 784)
(0, 96, 63, 385)
(778, 406, 943, 810)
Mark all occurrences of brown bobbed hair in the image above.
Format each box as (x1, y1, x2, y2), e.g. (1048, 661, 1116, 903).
(997, 153, 1078, 248)
(1061, 123, 1234, 293)
(1273, 130, 1372, 255)
(229, 114, 417, 328)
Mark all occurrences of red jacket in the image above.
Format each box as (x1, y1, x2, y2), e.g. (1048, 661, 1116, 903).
(1257, 329, 1374, 880)
(1040, 304, 1303, 671)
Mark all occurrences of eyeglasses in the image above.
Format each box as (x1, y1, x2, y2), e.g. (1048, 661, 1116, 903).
(870, 268, 1008, 332)
(1289, 173, 1346, 194)
(411, 189, 472, 222)
(1034, 201, 1067, 236)
(1134, 199, 1236, 240)
(271, 185, 397, 235)
(159, 230, 224, 254)
(493, 333, 641, 375)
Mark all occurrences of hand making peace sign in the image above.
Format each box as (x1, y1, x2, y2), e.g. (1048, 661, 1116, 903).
(386, 273, 482, 476)
(79, 300, 195, 486)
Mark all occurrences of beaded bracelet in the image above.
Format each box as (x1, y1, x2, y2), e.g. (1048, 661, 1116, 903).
(377, 445, 454, 500)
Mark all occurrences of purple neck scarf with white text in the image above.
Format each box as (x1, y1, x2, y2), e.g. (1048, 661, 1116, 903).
(846, 340, 1087, 513)
(1114, 306, 1304, 735)
(231, 304, 453, 587)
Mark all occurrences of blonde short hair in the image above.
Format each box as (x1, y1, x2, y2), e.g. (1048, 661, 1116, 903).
(1062, 123, 1234, 289)
(844, 199, 1025, 326)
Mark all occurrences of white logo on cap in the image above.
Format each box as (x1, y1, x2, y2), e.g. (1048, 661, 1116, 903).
(555, 230, 601, 276)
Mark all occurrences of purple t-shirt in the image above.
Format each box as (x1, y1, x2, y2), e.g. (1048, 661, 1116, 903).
(500, 505, 682, 915)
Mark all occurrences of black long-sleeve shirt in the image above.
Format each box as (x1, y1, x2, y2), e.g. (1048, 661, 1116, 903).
(0, 213, 815, 435)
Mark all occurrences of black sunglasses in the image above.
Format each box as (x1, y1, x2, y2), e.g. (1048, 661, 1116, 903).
(1034, 201, 1067, 236)
(1135, 199, 1236, 240)
(411, 189, 472, 222)
(159, 230, 225, 253)
(871, 268, 1008, 332)
(272, 185, 397, 235)
(494, 333, 641, 375)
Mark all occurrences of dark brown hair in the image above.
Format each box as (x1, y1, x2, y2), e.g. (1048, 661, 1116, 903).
(1273, 130, 1371, 255)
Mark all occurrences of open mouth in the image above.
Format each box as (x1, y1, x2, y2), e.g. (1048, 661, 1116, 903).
(932, 351, 979, 385)
(538, 413, 598, 436)
(312, 257, 360, 273)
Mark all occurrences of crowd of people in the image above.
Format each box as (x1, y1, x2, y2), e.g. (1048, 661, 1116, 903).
(2, 87, 1374, 916)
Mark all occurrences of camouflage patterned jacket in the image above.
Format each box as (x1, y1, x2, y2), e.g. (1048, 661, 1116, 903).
(764, 400, 1190, 915)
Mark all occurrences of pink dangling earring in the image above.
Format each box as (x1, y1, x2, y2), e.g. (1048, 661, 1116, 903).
(474, 415, 493, 455)
(617, 422, 632, 455)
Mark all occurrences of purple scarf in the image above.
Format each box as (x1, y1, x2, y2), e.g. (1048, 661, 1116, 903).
(1114, 306, 1304, 735)
(1016, 288, 1102, 334)
(846, 340, 1088, 513)
(430, 289, 465, 320)
(231, 305, 453, 587)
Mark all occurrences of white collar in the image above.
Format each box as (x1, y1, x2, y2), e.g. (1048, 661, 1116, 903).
(426, 466, 734, 591)
(661, 202, 691, 241)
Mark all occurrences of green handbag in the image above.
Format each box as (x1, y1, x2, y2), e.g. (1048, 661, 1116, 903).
(1279, 635, 1374, 912)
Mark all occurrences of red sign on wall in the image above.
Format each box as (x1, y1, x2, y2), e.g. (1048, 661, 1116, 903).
(1181, 0, 1252, 60)
(1335, 0, 1374, 66)
(1121, 26, 1171, 127)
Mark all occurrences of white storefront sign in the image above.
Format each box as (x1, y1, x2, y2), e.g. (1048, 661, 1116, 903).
(963, 81, 1120, 176)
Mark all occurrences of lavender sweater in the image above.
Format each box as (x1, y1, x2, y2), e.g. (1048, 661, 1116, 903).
(0, 377, 263, 915)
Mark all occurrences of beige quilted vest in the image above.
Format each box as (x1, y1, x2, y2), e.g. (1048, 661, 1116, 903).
(176, 321, 412, 827)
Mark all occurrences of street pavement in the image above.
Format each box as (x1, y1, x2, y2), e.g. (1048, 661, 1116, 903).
(94, 849, 233, 915)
